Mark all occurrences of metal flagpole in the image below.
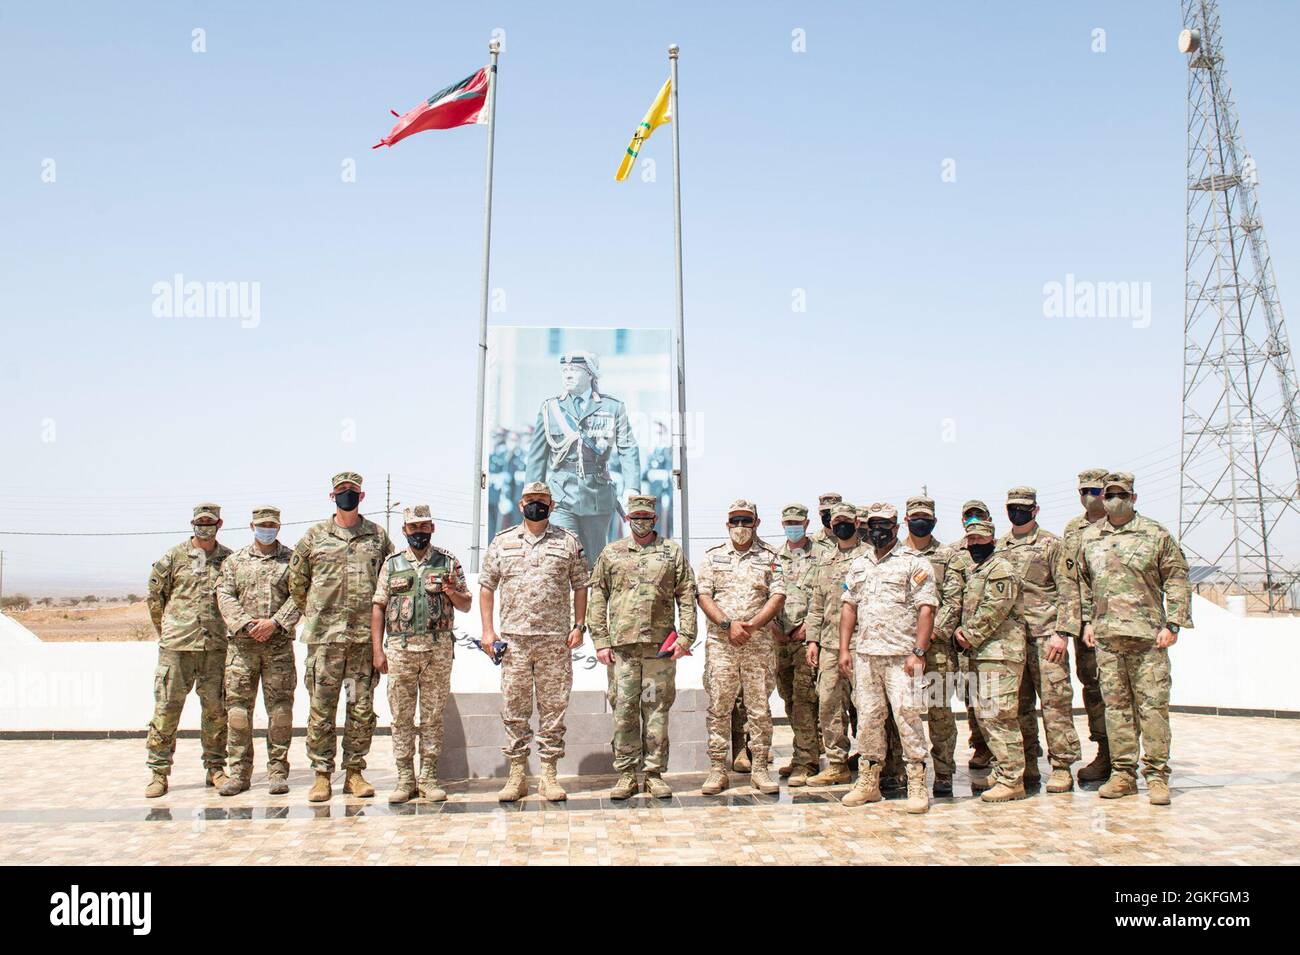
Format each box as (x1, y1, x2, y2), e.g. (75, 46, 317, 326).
(470, 38, 501, 572)
(668, 44, 691, 562)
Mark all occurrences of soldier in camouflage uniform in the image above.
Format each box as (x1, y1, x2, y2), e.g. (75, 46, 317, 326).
(144, 503, 232, 797)
(479, 480, 588, 802)
(996, 487, 1081, 792)
(1075, 472, 1191, 806)
(290, 472, 394, 802)
(941, 499, 994, 768)
(214, 506, 300, 796)
(771, 503, 822, 785)
(697, 499, 786, 796)
(810, 491, 843, 549)
(587, 494, 697, 799)
(837, 503, 938, 813)
(901, 494, 959, 795)
(371, 505, 470, 804)
(953, 518, 1030, 802)
(802, 502, 863, 786)
(1057, 467, 1112, 782)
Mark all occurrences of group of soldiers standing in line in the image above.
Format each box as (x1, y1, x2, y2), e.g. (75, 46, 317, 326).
(144, 466, 1190, 813)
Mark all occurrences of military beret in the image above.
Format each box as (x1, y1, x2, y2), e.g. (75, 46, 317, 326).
(961, 499, 990, 517)
(817, 492, 843, 508)
(521, 481, 553, 499)
(251, 506, 280, 524)
(331, 471, 363, 489)
(1006, 486, 1037, 506)
(866, 502, 898, 522)
(829, 503, 857, 522)
(727, 498, 757, 516)
(1078, 468, 1109, 490)
(781, 503, 809, 521)
(964, 518, 996, 538)
(626, 494, 657, 514)
(905, 495, 936, 517)
(193, 502, 221, 521)
(560, 350, 600, 377)
(1104, 472, 1135, 493)
(402, 504, 433, 524)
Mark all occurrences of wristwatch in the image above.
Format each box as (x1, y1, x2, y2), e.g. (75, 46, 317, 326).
(1166, 623, 1180, 634)
(911, 646, 925, 658)
(720, 617, 733, 630)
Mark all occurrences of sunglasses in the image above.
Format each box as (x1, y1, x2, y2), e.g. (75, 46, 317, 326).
(1081, 488, 1102, 497)
(727, 516, 756, 527)
(1104, 491, 1132, 500)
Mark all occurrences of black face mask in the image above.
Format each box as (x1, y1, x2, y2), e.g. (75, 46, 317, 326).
(869, 526, 896, 548)
(522, 501, 551, 521)
(820, 510, 832, 528)
(405, 532, 431, 551)
(832, 522, 857, 541)
(1007, 506, 1035, 527)
(334, 489, 360, 512)
(968, 542, 996, 564)
(907, 517, 936, 538)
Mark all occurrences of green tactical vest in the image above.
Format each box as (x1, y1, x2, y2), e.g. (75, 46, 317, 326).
(384, 551, 456, 648)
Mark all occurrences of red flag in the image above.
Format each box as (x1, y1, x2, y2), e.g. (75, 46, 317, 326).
(373, 67, 490, 149)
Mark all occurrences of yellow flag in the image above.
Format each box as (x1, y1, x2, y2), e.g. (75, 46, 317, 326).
(616, 78, 672, 182)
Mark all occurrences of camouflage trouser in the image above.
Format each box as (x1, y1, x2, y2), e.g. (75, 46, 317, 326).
(304, 641, 378, 773)
(1018, 637, 1081, 768)
(386, 642, 453, 767)
(501, 633, 572, 762)
(1074, 633, 1107, 742)
(853, 654, 928, 766)
(958, 651, 988, 751)
(814, 644, 853, 765)
(923, 640, 958, 776)
(705, 633, 774, 765)
(610, 642, 676, 774)
(1096, 639, 1171, 783)
(970, 659, 1025, 788)
(146, 647, 228, 775)
(224, 637, 296, 779)
(775, 637, 820, 768)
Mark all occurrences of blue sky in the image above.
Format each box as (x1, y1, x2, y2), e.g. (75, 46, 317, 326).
(3, 0, 1300, 592)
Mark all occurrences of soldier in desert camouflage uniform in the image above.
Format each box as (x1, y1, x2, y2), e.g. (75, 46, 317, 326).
(772, 503, 822, 785)
(371, 505, 470, 804)
(996, 487, 1081, 793)
(941, 499, 994, 768)
(810, 491, 844, 549)
(953, 518, 1030, 803)
(479, 481, 588, 803)
(144, 503, 232, 797)
(215, 506, 300, 796)
(290, 471, 394, 802)
(1075, 472, 1191, 806)
(587, 494, 697, 799)
(1058, 467, 1112, 782)
(837, 503, 938, 813)
(697, 499, 786, 796)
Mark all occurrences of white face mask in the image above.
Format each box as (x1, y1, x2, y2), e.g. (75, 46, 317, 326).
(1103, 496, 1134, 522)
(729, 526, 754, 547)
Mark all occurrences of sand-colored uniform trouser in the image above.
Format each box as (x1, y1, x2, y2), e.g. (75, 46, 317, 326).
(1018, 637, 1082, 768)
(387, 642, 453, 767)
(305, 641, 378, 773)
(501, 634, 573, 762)
(1074, 634, 1107, 742)
(610, 642, 677, 774)
(706, 633, 775, 766)
(815, 645, 853, 765)
(854, 654, 928, 766)
(1096, 637, 1171, 782)
(147, 647, 228, 775)
(775, 637, 820, 767)
(971, 659, 1025, 788)
(224, 636, 295, 779)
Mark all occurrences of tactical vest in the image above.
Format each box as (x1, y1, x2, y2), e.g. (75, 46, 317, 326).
(384, 551, 456, 648)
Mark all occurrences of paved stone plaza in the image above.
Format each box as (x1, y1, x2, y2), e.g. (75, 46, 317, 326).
(2, 714, 1297, 866)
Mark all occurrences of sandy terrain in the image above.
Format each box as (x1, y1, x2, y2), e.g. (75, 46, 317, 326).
(11, 602, 155, 642)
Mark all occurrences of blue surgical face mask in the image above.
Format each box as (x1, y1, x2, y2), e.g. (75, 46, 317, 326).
(783, 525, 805, 543)
(254, 527, 278, 545)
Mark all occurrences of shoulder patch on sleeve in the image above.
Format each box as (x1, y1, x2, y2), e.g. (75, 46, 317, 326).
(911, 566, 930, 587)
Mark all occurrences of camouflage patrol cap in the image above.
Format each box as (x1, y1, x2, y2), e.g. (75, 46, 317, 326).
(781, 503, 809, 521)
(961, 499, 990, 517)
(727, 498, 757, 516)
(829, 503, 857, 522)
(193, 502, 221, 522)
(331, 471, 363, 489)
(626, 494, 657, 515)
(964, 518, 996, 539)
(1104, 472, 1135, 493)
(1006, 486, 1037, 506)
(817, 492, 843, 508)
(251, 506, 280, 525)
(855, 505, 870, 522)
(402, 504, 433, 525)
(1078, 468, 1109, 490)
(521, 481, 553, 499)
(865, 502, 898, 522)
(905, 495, 936, 517)
(560, 350, 600, 377)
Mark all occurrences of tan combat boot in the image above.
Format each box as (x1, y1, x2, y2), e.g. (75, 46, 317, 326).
(644, 773, 672, 799)
(417, 764, 447, 803)
(841, 763, 882, 807)
(343, 769, 375, 798)
(268, 776, 289, 795)
(1046, 767, 1075, 793)
(388, 762, 417, 804)
(307, 771, 332, 803)
(1077, 739, 1111, 782)
(1099, 773, 1138, 799)
(206, 767, 230, 789)
(969, 773, 993, 793)
(144, 774, 168, 798)
(497, 758, 528, 802)
(610, 771, 639, 800)
(1147, 778, 1171, 806)
(981, 780, 1027, 802)
(750, 752, 779, 795)
(701, 764, 730, 796)
(732, 748, 752, 773)
(905, 763, 929, 814)
(787, 764, 817, 787)
(219, 775, 250, 797)
(538, 761, 567, 802)
(806, 762, 852, 787)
